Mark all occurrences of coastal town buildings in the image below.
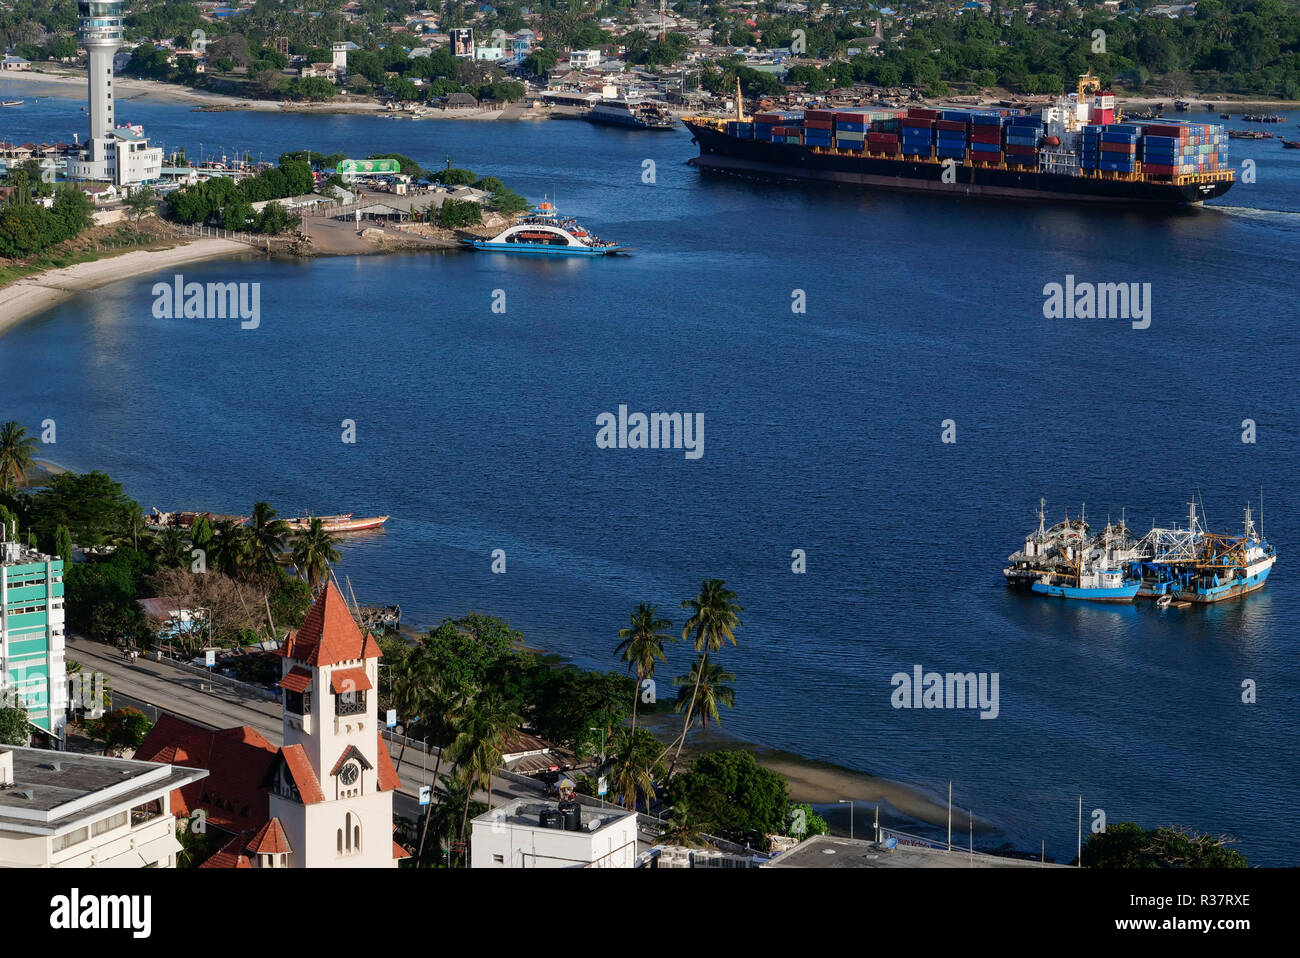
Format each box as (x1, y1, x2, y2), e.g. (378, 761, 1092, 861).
(0, 746, 207, 868)
(133, 583, 407, 868)
(0, 536, 67, 738)
(470, 798, 639, 868)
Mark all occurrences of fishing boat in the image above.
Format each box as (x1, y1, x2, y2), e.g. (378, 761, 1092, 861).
(1242, 113, 1284, 123)
(1004, 501, 1142, 602)
(461, 201, 630, 256)
(1155, 594, 1172, 608)
(1228, 129, 1272, 139)
(1, 100, 23, 107)
(1219, 112, 1231, 119)
(284, 514, 389, 533)
(1281, 139, 1300, 149)
(1132, 503, 1275, 604)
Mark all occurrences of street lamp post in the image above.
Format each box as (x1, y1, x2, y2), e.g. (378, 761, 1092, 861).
(589, 726, 606, 807)
(838, 799, 855, 840)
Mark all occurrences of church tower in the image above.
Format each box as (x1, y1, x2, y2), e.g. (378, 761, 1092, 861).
(268, 582, 403, 867)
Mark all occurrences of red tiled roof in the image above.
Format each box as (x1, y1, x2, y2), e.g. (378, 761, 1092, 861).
(279, 744, 326, 804)
(330, 744, 373, 777)
(201, 834, 254, 868)
(376, 732, 401, 792)
(278, 582, 382, 666)
(135, 715, 278, 832)
(330, 666, 372, 694)
(278, 666, 313, 692)
(393, 840, 411, 860)
(245, 818, 293, 855)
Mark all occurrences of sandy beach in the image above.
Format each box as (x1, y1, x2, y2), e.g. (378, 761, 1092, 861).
(0, 238, 252, 340)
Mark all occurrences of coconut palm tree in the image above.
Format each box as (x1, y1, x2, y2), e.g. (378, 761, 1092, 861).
(614, 602, 675, 736)
(207, 520, 250, 577)
(673, 656, 735, 733)
(389, 647, 433, 772)
(247, 501, 289, 574)
(291, 517, 340, 587)
(661, 795, 705, 847)
(445, 693, 521, 866)
(157, 526, 188, 568)
(667, 579, 742, 773)
(607, 727, 665, 814)
(0, 421, 38, 491)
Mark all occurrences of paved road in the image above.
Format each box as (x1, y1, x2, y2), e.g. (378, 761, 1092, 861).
(67, 635, 661, 851)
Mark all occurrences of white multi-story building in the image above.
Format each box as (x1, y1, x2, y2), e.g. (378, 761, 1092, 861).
(568, 49, 602, 70)
(471, 798, 639, 868)
(69, 1, 162, 188)
(0, 746, 206, 868)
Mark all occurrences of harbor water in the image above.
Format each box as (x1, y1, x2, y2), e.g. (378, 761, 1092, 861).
(2, 90, 1298, 863)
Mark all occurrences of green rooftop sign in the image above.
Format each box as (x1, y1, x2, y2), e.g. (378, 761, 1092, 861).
(337, 158, 401, 175)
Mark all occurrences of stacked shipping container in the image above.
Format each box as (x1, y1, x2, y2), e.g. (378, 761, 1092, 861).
(1138, 122, 1227, 176)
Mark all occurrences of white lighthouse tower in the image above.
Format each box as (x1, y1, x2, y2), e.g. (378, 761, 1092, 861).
(78, 1, 123, 139)
(68, 1, 162, 188)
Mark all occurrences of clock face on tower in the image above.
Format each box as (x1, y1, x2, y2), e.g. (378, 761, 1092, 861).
(340, 761, 359, 786)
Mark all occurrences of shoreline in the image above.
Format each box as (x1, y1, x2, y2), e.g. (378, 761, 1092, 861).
(0, 237, 253, 340)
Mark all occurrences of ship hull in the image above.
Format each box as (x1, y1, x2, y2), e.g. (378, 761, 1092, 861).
(1031, 581, 1141, 602)
(462, 240, 627, 256)
(586, 111, 675, 130)
(685, 121, 1233, 206)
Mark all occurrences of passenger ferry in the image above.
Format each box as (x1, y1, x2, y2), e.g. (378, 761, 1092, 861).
(585, 98, 676, 130)
(461, 202, 630, 256)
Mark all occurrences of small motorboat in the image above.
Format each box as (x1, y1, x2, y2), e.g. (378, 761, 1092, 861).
(1156, 594, 1173, 609)
(1282, 139, 1300, 149)
(1, 99, 23, 107)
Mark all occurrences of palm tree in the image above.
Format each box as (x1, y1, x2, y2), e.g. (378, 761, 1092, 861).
(416, 676, 472, 865)
(291, 517, 340, 587)
(661, 795, 704, 847)
(673, 656, 735, 734)
(614, 602, 675, 735)
(667, 579, 743, 773)
(444, 694, 521, 866)
(207, 520, 251, 577)
(607, 727, 664, 814)
(247, 501, 289, 574)
(389, 647, 433, 772)
(157, 527, 188, 568)
(0, 421, 38, 491)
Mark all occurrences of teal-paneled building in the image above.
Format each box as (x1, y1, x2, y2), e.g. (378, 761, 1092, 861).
(1, 541, 66, 736)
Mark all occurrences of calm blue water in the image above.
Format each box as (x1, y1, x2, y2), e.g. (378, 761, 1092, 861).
(3, 89, 1299, 863)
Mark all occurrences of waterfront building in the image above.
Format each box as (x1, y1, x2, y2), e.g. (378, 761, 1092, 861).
(133, 583, 407, 867)
(67, 1, 163, 188)
(0, 538, 67, 738)
(568, 49, 602, 70)
(0, 746, 206, 867)
(471, 798, 638, 868)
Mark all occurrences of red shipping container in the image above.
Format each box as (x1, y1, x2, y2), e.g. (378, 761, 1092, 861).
(805, 119, 833, 130)
(907, 107, 941, 120)
(1005, 143, 1037, 155)
(970, 130, 1001, 144)
(1141, 124, 1189, 139)
(936, 119, 967, 131)
(867, 133, 899, 144)
(1100, 141, 1137, 154)
(1142, 164, 1176, 175)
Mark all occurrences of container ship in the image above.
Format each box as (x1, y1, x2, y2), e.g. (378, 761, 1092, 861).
(684, 74, 1234, 206)
(1005, 498, 1276, 604)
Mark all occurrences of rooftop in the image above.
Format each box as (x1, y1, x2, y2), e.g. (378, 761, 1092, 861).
(0, 746, 207, 835)
(480, 798, 636, 836)
(763, 834, 1064, 868)
(0, 541, 56, 568)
